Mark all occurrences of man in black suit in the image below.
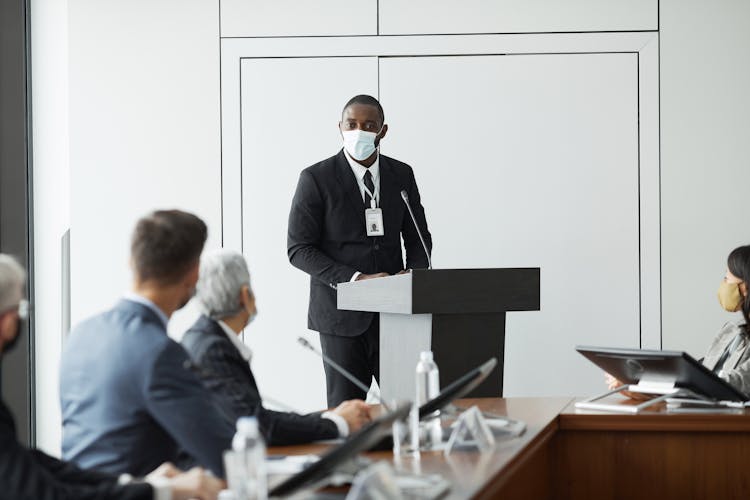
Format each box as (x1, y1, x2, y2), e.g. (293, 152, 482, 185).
(182, 250, 371, 445)
(288, 95, 432, 406)
(0, 254, 222, 500)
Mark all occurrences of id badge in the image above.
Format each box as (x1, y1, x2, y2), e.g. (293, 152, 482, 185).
(365, 208, 385, 236)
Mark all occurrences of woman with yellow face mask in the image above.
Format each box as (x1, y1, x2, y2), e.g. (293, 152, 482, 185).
(702, 245, 750, 392)
(607, 245, 750, 398)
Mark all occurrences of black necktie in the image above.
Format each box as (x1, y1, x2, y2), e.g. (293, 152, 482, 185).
(364, 170, 375, 208)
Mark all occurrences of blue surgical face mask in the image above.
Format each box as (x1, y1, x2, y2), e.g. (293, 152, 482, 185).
(342, 128, 381, 161)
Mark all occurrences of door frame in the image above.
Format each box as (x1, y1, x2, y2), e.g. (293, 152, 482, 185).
(219, 32, 661, 348)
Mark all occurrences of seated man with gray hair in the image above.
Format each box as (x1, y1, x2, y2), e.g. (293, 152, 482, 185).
(181, 250, 371, 445)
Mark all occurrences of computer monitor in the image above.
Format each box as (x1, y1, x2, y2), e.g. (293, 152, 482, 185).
(576, 345, 748, 402)
(268, 402, 411, 498)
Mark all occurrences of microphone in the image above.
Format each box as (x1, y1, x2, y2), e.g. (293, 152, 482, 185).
(297, 337, 393, 412)
(400, 190, 432, 270)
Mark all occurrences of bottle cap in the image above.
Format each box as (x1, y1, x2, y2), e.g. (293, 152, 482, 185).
(218, 490, 237, 500)
(419, 351, 433, 362)
(236, 416, 259, 434)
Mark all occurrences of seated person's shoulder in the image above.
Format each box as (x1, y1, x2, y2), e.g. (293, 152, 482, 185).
(66, 307, 168, 358)
(181, 323, 231, 362)
(704, 322, 746, 360)
(143, 338, 200, 392)
(716, 321, 745, 338)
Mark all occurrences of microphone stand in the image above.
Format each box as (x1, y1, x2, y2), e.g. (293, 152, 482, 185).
(400, 190, 432, 270)
(298, 337, 394, 413)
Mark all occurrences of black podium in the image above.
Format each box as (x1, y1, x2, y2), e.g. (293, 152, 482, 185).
(337, 268, 540, 400)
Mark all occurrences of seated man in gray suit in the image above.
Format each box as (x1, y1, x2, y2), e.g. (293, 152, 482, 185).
(181, 250, 371, 446)
(60, 210, 235, 478)
(0, 253, 222, 500)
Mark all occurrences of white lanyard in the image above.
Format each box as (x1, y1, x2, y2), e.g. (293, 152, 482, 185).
(362, 177, 379, 209)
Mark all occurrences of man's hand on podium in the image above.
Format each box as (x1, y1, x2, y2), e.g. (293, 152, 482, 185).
(356, 272, 389, 281)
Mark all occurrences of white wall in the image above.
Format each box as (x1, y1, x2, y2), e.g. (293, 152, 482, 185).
(33, 0, 222, 454)
(31, 0, 750, 452)
(219, 0, 657, 37)
(31, 0, 69, 454)
(660, 0, 750, 355)
(378, 0, 657, 35)
(67, 0, 222, 329)
(220, 0, 377, 37)
(220, 31, 660, 407)
(380, 53, 641, 397)
(238, 57, 379, 411)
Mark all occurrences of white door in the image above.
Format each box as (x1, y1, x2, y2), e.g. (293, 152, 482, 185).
(379, 53, 641, 396)
(239, 57, 378, 411)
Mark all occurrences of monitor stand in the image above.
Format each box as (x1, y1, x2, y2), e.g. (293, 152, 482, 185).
(575, 379, 686, 414)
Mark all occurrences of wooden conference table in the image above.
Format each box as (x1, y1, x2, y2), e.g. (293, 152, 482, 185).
(268, 397, 750, 499)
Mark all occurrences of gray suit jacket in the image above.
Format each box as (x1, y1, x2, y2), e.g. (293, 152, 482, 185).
(60, 299, 235, 477)
(703, 321, 750, 395)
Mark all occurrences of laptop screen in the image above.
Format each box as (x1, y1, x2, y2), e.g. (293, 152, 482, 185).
(268, 402, 411, 497)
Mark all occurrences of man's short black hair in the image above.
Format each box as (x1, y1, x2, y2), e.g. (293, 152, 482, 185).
(131, 210, 207, 285)
(342, 95, 385, 124)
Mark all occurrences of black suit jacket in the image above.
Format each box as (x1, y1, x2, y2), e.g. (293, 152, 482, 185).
(287, 150, 432, 336)
(181, 315, 339, 446)
(0, 396, 153, 500)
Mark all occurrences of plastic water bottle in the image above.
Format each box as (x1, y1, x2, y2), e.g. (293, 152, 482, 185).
(230, 417, 267, 500)
(415, 351, 442, 448)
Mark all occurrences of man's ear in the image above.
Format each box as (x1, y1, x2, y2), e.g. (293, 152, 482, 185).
(378, 123, 388, 140)
(185, 261, 200, 289)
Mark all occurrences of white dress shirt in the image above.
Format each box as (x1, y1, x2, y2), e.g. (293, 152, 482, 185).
(117, 473, 171, 500)
(344, 149, 380, 283)
(216, 320, 253, 362)
(344, 149, 380, 207)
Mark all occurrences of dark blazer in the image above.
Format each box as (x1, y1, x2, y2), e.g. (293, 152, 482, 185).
(59, 299, 234, 478)
(181, 315, 339, 445)
(0, 396, 153, 500)
(288, 150, 431, 336)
